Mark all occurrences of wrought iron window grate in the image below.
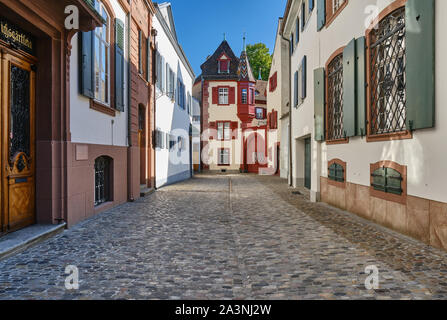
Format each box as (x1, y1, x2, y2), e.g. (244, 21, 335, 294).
(369, 7, 406, 135)
(95, 157, 111, 206)
(328, 163, 344, 182)
(327, 54, 344, 141)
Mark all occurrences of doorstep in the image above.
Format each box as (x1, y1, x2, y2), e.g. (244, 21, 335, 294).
(0, 223, 66, 261)
(140, 186, 155, 197)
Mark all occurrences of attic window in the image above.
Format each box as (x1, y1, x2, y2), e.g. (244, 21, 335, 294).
(218, 54, 230, 74)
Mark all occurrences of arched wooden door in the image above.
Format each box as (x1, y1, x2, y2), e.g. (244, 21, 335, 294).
(1, 51, 36, 233)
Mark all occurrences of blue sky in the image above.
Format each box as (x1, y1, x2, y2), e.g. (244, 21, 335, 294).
(165, 0, 288, 77)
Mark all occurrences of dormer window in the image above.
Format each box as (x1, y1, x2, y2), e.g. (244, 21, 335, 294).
(218, 53, 230, 74)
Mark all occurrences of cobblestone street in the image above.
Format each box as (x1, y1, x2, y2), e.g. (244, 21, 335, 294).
(1, 174, 447, 300)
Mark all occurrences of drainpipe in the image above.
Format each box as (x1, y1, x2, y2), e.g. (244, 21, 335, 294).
(127, 2, 134, 201)
(281, 34, 293, 187)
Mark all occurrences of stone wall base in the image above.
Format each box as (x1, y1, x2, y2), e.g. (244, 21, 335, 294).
(320, 177, 447, 251)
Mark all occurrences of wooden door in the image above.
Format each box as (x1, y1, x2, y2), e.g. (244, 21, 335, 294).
(1, 52, 36, 232)
(304, 138, 311, 189)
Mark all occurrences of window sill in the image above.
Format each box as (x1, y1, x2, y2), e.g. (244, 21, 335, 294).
(90, 99, 116, 117)
(366, 131, 412, 143)
(218, 164, 230, 167)
(326, 138, 349, 145)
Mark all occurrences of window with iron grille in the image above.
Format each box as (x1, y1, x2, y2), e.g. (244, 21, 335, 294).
(326, 53, 344, 141)
(371, 167, 403, 195)
(94, 156, 112, 206)
(328, 162, 344, 182)
(369, 7, 406, 136)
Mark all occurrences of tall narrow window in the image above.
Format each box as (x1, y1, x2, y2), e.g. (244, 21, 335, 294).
(218, 148, 230, 166)
(326, 53, 344, 141)
(94, 156, 112, 206)
(219, 60, 229, 74)
(217, 122, 231, 141)
(94, 3, 110, 105)
(368, 7, 406, 136)
(241, 89, 248, 104)
(219, 87, 229, 105)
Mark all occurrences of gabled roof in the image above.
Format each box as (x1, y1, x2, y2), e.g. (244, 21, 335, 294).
(200, 40, 240, 81)
(157, 2, 178, 41)
(237, 50, 256, 82)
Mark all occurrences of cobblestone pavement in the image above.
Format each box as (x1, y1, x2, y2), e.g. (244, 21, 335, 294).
(1, 174, 447, 300)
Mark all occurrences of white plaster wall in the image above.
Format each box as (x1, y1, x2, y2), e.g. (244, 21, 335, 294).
(70, 0, 128, 147)
(284, 0, 447, 203)
(153, 13, 194, 187)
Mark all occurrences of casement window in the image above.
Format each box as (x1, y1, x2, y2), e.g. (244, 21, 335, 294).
(370, 161, 407, 204)
(294, 56, 307, 108)
(301, 2, 306, 31)
(255, 108, 264, 120)
(177, 80, 186, 109)
(327, 159, 346, 188)
(217, 122, 231, 141)
(94, 3, 110, 105)
(218, 148, 230, 166)
(269, 72, 277, 92)
(318, 0, 348, 30)
(250, 89, 255, 105)
(219, 87, 229, 105)
(94, 156, 112, 206)
(290, 34, 294, 55)
(155, 51, 164, 92)
(80, 2, 126, 112)
(241, 89, 248, 104)
(187, 92, 192, 115)
(368, 6, 406, 137)
(326, 52, 344, 142)
(165, 66, 175, 99)
(218, 59, 230, 74)
(295, 18, 300, 45)
(154, 129, 167, 149)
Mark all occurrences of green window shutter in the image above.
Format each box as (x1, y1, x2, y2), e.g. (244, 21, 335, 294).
(115, 18, 125, 112)
(146, 38, 151, 82)
(301, 55, 307, 99)
(317, 0, 326, 31)
(294, 71, 298, 108)
(314, 68, 325, 141)
(79, 31, 94, 98)
(355, 37, 366, 137)
(342, 38, 356, 138)
(405, 0, 435, 131)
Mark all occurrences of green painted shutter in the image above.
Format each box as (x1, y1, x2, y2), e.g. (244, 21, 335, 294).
(79, 31, 94, 98)
(314, 68, 325, 141)
(150, 38, 151, 82)
(115, 19, 125, 112)
(405, 0, 435, 131)
(317, 0, 326, 31)
(294, 71, 298, 108)
(301, 55, 307, 99)
(356, 37, 366, 137)
(343, 38, 356, 138)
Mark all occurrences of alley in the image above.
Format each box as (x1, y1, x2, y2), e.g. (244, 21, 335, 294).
(1, 175, 447, 300)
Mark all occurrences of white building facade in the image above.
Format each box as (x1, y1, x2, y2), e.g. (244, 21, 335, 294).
(153, 3, 195, 188)
(281, 0, 447, 250)
(267, 18, 290, 180)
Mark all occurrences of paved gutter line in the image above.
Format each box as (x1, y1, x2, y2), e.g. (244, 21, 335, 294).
(228, 177, 252, 298)
(0, 223, 66, 262)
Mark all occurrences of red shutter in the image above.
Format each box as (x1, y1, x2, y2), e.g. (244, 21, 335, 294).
(273, 111, 278, 129)
(209, 121, 216, 140)
(212, 87, 218, 104)
(220, 60, 228, 72)
(229, 87, 235, 104)
(231, 122, 238, 139)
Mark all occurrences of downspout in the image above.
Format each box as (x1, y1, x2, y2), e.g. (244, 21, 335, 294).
(127, 2, 134, 201)
(281, 34, 293, 187)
